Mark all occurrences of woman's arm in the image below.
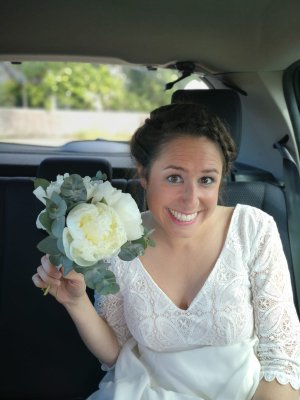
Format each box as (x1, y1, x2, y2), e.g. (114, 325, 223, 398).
(64, 292, 120, 367)
(32, 255, 120, 367)
(249, 214, 300, 396)
(252, 379, 299, 400)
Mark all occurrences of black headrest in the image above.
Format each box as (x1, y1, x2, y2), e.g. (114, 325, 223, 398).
(37, 157, 113, 181)
(171, 89, 242, 153)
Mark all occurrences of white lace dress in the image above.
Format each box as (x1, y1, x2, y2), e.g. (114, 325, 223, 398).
(87, 204, 300, 400)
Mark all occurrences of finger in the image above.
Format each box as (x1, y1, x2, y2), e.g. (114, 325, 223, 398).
(61, 266, 84, 282)
(37, 265, 61, 287)
(41, 255, 62, 279)
(32, 273, 48, 289)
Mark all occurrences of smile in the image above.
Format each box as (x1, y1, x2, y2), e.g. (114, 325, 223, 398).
(168, 208, 198, 222)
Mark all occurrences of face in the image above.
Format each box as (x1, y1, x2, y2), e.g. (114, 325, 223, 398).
(141, 136, 223, 240)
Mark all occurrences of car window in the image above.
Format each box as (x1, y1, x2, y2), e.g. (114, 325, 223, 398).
(0, 61, 208, 146)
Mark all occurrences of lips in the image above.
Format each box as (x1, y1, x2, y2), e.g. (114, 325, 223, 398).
(168, 208, 198, 222)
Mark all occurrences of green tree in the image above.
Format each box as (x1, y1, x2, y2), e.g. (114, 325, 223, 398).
(0, 62, 201, 111)
(24, 62, 125, 110)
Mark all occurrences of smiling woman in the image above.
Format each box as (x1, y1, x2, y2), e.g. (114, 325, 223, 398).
(32, 103, 300, 400)
(1, 1, 300, 399)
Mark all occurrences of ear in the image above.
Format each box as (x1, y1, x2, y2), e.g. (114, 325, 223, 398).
(137, 165, 147, 189)
(140, 177, 147, 190)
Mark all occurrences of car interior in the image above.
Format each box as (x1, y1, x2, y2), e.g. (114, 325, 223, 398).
(0, 1, 300, 399)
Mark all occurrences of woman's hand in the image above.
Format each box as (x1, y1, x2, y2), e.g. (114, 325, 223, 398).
(32, 255, 86, 306)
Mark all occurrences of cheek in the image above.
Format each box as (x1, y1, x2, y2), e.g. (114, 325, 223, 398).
(202, 187, 220, 204)
(146, 183, 173, 207)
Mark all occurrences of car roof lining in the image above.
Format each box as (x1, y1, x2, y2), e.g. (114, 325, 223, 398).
(0, 0, 300, 73)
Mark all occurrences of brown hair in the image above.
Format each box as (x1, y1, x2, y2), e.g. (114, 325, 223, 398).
(130, 103, 237, 179)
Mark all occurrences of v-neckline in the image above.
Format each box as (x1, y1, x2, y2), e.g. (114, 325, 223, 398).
(137, 205, 239, 313)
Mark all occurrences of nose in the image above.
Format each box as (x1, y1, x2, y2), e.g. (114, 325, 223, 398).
(181, 181, 199, 209)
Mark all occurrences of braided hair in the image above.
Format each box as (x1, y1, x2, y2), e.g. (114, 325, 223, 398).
(130, 103, 237, 179)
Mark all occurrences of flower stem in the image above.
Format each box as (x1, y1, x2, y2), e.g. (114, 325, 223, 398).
(42, 285, 50, 296)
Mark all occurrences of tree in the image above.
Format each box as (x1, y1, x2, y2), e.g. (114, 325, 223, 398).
(0, 61, 201, 111)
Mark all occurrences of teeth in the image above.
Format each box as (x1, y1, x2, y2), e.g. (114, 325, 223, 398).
(169, 209, 198, 222)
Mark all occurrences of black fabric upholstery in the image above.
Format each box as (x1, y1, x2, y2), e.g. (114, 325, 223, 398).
(171, 89, 242, 153)
(126, 179, 146, 212)
(222, 181, 291, 267)
(37, 157, 113, 181)
(0, 178, 102, 400)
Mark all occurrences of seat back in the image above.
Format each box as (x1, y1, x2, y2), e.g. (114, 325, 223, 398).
(0, 177, 103, 400)
(37, 156, 113, 181)
(171, 89, 278, 183)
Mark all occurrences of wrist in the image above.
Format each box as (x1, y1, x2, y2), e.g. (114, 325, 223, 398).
(63, 291, 90, 311)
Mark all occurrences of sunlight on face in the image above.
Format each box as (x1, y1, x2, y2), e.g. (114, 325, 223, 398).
(142, 136, 224, 239)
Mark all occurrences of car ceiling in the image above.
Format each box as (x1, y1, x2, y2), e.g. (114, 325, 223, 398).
(0, 0, 300, 73)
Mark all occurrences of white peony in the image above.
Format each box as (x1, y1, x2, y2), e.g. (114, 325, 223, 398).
(89, 180, 143, 240)
(62, 202, 130, 266)
(90, 180, 123, 205)
(112, 193, 143, 240)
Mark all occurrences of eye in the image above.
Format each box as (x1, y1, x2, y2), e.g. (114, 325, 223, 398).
(167, 175, 183, 184)
(200, 176, 214, 185)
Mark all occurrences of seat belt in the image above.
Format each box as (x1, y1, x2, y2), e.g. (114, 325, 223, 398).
(274, 134, 300, 315)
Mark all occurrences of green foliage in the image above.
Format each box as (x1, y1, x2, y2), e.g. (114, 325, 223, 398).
(119, 227, 155, 261)
(33, 171, 155, 295)
(76, 264, 120, 295)
(60, 174, 87, 206)
(33, 178, 50, 190)
(0, 62, 179, 111)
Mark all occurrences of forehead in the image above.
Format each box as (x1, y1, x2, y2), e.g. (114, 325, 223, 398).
(154, 136, 223, 167)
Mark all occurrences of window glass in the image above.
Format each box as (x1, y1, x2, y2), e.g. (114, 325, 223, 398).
(0, 62, 208, 146)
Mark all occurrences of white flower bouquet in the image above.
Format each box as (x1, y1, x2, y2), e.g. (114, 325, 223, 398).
(33, 171, 154, 295)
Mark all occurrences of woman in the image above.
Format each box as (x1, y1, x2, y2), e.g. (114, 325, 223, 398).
(32, 104, 300, 399)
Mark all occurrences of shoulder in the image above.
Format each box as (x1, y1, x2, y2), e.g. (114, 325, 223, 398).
(232, 204, 279, 248)
(229, 204, 276, 241)
(234, 203, 274, 226)
(105, 255, 140, 287)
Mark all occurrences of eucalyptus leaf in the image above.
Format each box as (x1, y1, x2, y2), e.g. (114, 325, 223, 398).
(51, 216, 65, 238)
(49, 254, 63, 267)
(39, 211, 52, 233)
(60, 174, 87, 203)
(37, 236, 60, 255)
(66, 200, 86, 212)
(61, 256, 74, 275)
(33, 178, 50, 190)
(83, 269, 102, 290)
(72, 260, 107, 276)
(85, 269, 119, 294)
(50, 191, 63, 205)
(95, 281, 120, 295)
(57, 237, 66, 255)
(118, 242, 145, 261)
(95, 171, 107, 181)
(46, 196, 67, 219)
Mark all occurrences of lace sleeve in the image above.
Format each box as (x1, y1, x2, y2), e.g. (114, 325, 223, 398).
(94, 290, 131, 348)
(249, 215, 300, 390)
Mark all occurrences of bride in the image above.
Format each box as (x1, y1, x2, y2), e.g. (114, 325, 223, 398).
(33, 103, 300, 400)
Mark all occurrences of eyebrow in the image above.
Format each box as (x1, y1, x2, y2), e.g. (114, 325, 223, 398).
(163, 165, 220, 174)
